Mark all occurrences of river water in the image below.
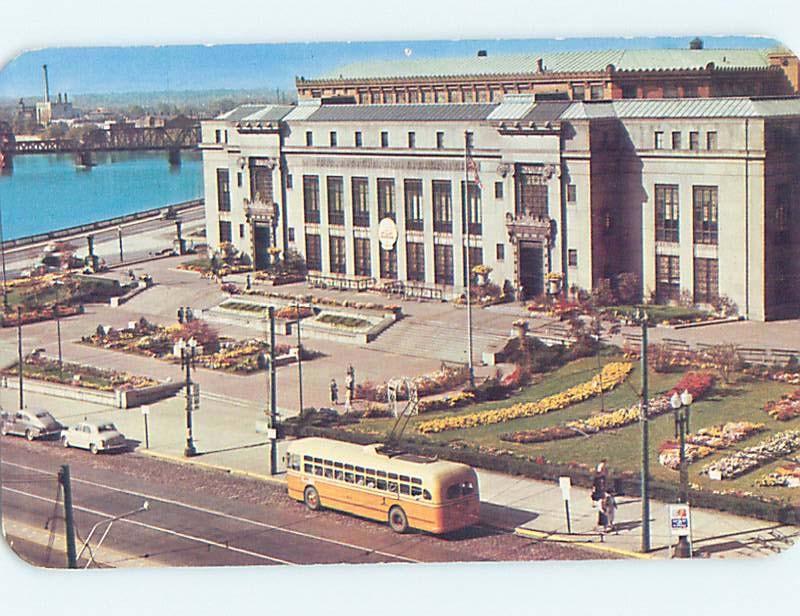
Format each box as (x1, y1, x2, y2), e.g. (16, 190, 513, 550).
(0, 150, 203, 240)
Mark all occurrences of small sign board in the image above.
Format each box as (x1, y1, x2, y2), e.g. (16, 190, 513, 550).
(558, 476, 572, 501)
(141, 405, 150, 416)
(708, 469, 722, 481)
(378, 217, 398, 250)
(668, 504, 691, 537)
(266, 428, 278, 439)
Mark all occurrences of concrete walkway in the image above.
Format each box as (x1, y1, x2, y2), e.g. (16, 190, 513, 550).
(4, 387, 796, 561)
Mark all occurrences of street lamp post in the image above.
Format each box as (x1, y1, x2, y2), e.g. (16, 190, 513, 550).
(295, 301, 304, 417)
(17, 306, 23, 409)
(117, 226, 124, 263)
(267, 305, 278, 475)
(179, 338, 198, 457)
(670, 388, 693, 558)
(636, 309, 651, 553)
(54, 280, 64, 374)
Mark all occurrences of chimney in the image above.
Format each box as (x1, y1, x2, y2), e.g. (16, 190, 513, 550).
(64, 92, 68, 103)
(58, 92, 62, 104)
(477, 49, 488, 57)
(689, 37, 703, 50)
(42, 64, 50, 103)
(536, 57, 544, 72)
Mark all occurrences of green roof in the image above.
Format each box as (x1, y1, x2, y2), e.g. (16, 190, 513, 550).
(312, 48, 774, 81)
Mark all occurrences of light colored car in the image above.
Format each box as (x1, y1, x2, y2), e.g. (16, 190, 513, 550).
(61, 421, 128, 454)
(0, 409, 64, 441)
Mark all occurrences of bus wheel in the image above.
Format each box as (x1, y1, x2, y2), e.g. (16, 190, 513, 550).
(388, 506, 408, 534)
(303, 486, 321, 511)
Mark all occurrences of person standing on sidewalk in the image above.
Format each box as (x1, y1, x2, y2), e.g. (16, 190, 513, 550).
(601, 491, 617, 533)
(344, 385, 353, 414)
(591, 459, 608, 509)
(345, 365, 355, 400)
(329, 378, 339, 406)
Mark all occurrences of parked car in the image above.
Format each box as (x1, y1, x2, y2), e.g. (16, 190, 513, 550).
(0, 409, 64, 441)
(61, 421, 128, 454)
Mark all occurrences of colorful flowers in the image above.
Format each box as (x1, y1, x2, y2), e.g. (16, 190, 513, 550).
(763, 390, 800, 421)
(658, 421, 765, 470)
(757, 463, 800, 488)
(702, 431, 800, 480)
(417, 362, 633, 434)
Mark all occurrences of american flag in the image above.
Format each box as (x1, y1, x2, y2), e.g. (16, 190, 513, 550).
(465, 152, 483, 190)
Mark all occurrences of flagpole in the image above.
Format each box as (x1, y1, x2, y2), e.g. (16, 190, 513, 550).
(464, 130, 475, 388)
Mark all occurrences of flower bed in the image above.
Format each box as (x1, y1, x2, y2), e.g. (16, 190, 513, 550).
(500, 372, 716, 444)
(417, 361, 633, 434)
(1, 304, 83, 327)
(316, 313, 371, 329)
(763, 390, 800, 421)
(357, 364, 470, 403)
(2, 354, 158, 392)
(274, 305, 314, 320)
(417, 391, 476, 413)
(658, 421, 765, 470)
(757, 463, 800, 488)
(243, 289, 402, 315)
(702, 431, 800, 480)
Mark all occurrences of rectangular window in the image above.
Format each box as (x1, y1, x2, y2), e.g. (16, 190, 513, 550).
(693, 186, 718, 245)
(288, 228, 295, 242)
(621, 84, 637, 99)
(286, 174, 293, 189)
(305, 131, 313, 146)
(434, 244, 454, 285)
(329, 235, 346, 274)
(239, 223, 245, 239)
(236, 171, 243, 188)
(516, 170, 549, 218)
(354, 131, 362, 147)
(406, 242, 425, 282)
(436, 131, 445, 149)
(495, 181, 504, 199)
(329, 131, 337, 147)
(326, 176, 344, 225)
(590, 85, 604, 100)
(462, 246, 483, 286)
(407, 132, 416, 148)
(303, 175, 320, 223)
(656, 255, 681, 303)
(249, 163, 273, 203)
(381, 131, 389, 148)
(462, 181, 482, 235)
(655, 184, 680, 242)
(351, 177, 370, 227)
(775, 183, 791, 244)
(465, 131, 474, 150)
(706, 131, 717, 150)
(354, 238, 371, 276)
(663, 85, 678, 98)
(572, 85, 585, 100)
(214, 129, 221, 143)
(496, 243, 505, 260)
(568, 249, 578, 267)
(689, 131, 700, 151)
(377, 178, 395, 220)
(567, 184, 577, 203)
(432, 180, 453, 233)
(305, 234, 322, 271)
(694, 258, 719, 304)
(218, 221, 232, 243)
(404, 179, 424, 231)
(380, 246, 397, 279)
(216, 169, 231, 212)
(654, 131, 664, 150)
(672, 131, 682, 150)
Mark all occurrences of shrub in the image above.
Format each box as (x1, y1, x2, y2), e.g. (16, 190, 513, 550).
(590, 278, 616, 307)
(615, 272, 640, 305)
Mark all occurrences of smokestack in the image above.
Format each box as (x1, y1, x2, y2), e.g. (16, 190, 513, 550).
(42, 64, 50, 103)
(58, 92, 62, 104)
(64, 92, 68, 103)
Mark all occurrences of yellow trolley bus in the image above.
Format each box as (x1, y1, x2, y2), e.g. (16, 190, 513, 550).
(285, 437, 480, 534)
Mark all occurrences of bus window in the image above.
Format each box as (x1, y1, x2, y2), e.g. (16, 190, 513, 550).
(313, 457, 322, 464)
(446, 484, 462, 499)
(399, 475, 409, 482)
(411, 477, 422, 485)
(355, 466, 364, 473)
(411, 486, 422, 497)
(356, 474, 365, 485)
(345, 472, 355, 483)
(388, 472, 398, 480)
(324, 459, 333, 466)
(377, 470, 387, 478)
(289, 454, 301, 470)
(304, 463, 313, 473)
(400, 483, 410, 495)
(423, 489, 432, 501)
(324, 468, 333, 478)
(376, 478, 387, 490)
(366, 477, 376, 488)
(335, 470, 344, 480)
(314, 465, 323, 476)
(388, 482, 398, 493)
(462, 482, 475, 495)
(334, 461, 343, 469)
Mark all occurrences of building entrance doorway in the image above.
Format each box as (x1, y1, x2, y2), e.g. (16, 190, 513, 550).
(253, 223, 272, 270)
(518, 241, 544, 299)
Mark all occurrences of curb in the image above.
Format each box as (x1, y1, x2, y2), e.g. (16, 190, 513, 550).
(513, 527, 656, 560)
(136, 448, 287, 487)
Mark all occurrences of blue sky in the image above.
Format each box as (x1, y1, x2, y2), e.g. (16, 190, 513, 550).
(0, 35, 780, 97)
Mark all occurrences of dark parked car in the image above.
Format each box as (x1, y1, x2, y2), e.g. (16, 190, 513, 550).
(0, 409, 64, 441)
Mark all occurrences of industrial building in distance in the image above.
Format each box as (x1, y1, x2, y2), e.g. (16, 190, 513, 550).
(201, 42, 800, 322)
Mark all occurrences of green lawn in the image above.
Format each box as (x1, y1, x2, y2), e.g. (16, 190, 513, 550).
(354, 357, 800, 504)
(607, 304, 709, 323)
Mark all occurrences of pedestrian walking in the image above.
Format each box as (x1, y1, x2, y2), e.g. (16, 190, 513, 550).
(591, 458, 608, 509)
(329, 378, 339, 406)
(344, 386, 353, 414)
(177, 307, 185, 324)
(601, 491, 617, 532)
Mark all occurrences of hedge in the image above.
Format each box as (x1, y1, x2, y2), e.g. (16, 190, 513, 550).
(282, 423, 800, 526)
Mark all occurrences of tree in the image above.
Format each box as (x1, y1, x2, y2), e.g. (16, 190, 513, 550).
(615, 272, 640, 305)
(703, 344, 744, 384)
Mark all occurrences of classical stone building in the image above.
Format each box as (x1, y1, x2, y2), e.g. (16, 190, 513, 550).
(296, 44, 800, 104)
(200, 95, 800, 321)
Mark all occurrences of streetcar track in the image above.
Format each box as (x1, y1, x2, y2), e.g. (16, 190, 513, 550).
(1, 459, 422, 564)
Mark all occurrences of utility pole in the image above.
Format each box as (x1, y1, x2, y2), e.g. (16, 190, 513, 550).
(640, 311, 650, 553)
(17, 306, 23, 409)
(55, 280, 63, 374)
(58, 465, 78, 569)
(0, 193, 8, 313)
(295, 301, 304, 417)
(117, 226, 124, 263)
(268, 306, 278, 475)
(463, 131, 475, 388)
